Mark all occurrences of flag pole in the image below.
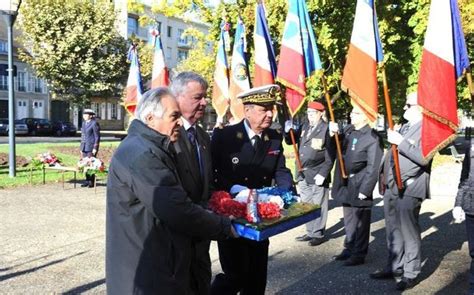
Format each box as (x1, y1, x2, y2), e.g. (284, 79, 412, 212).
(466, 68, 474, 104)
(279, 91, 303, 172)
(380, 64, 403, 190)
(321, 74, 347, 179)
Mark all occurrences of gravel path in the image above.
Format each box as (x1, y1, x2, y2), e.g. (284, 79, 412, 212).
(0, 161, 469, 294)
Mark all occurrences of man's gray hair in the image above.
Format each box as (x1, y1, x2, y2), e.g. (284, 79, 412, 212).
(170, 71, 208, 98)
(136, 87, 173, 122)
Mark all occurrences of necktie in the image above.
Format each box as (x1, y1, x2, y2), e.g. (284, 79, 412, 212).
(253, 135, 262, 152)
(187, 127, 203, 175)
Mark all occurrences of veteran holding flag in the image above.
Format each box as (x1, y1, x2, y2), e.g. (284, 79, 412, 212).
(211, 84, 293, 295)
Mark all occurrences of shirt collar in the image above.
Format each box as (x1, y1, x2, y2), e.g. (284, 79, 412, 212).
(243, 119, 261, 140)
(181, 117, 194, 131)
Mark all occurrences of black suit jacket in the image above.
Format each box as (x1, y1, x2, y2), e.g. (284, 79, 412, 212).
(173, 125, 213, 207)
(211, 120, 293, 191)
(284, 120, 335, 186)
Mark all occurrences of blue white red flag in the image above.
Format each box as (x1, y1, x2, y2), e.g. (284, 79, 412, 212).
(276, 0, 322, 117)
(229, 17, 250, 121)
(253, 2, 277, 87)
(341, 0, 383, 123)
(124, 45, 143, 116)
(150, 29, 169, 88)
(212, 20, 231, 119)
(418, 0, 469, 161)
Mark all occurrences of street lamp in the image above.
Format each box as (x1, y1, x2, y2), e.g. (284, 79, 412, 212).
(0, 0, 22, 177)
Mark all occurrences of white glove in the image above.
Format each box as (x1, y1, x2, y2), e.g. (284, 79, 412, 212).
(230, 184, 248, 195)
(387, 129, 404, 145)
(92, 149, 97, 156)
(314, 174, 325, 186)
(358, 193, 368, 200)
(328, 122, 339, 136)
(284, 120, 296, 133)
(452, 206, 466, 223)
(234, 189, 250, 202)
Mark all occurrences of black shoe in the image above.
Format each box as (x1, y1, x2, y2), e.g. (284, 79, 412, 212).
(81, 182, 90, 187)
(332, 250, 351, 261)
(308, 237, 327, 246)
(370, 269, 401, 280)
(295, 234, 312, 242)
(396, 277, 417, 291)
(343, 256, 365, 266)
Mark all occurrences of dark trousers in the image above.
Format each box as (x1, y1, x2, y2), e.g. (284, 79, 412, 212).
(383, 193, 422, 279)
(81, 151, 95, 185)
(466, 214, 474, 293)
(342, 204, 371, 258)
(190, 239, 211, 295)
(211, 238, 269, 295)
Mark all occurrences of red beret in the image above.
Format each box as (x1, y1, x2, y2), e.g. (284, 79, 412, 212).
(308, 101, 325, 111)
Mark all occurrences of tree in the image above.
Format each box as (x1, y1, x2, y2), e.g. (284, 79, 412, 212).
(130, 0, 473, 118)
(18, 0, 129, 105)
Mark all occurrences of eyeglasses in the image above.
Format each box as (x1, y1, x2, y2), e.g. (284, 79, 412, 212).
(405, 103, 418, 108)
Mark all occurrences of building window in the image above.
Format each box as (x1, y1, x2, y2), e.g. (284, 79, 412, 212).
(166, 47, 172, 61)
(17, 72, 26, 92)
(111, 103, 117, 119)
(177, 28, 187, 45)
(28, 75, 34, 92)
(100, 102, 106, 119)
(177, 49, 188, 62)
(91, 102, 100, 116)
(167, 26, 172, 38)
(34, 78, 42, 93)
(127, 16, 138, 36)
(0, 40, 6, 53)
(0, 75, 7, 90)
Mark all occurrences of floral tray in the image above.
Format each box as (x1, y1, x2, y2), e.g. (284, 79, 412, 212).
(232, 202, 320, 241)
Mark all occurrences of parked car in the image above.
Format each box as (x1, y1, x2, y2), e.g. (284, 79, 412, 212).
(52, 121, 77, 136)
(0, 119, 29, 135)
(18, 118, 53, 135)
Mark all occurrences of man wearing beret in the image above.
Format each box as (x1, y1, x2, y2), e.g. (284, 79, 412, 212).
(80, 108, 100, 187)
(210, 84, 293, 295)
(284, 101, 335, 246)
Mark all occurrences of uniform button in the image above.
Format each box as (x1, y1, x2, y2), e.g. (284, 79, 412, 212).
(263, 176, 267, 180)
(214, 169, 218, 172)
(244, 177, 248, 181)
(300, 153, 304, 157)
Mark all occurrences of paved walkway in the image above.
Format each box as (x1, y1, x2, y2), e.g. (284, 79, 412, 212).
(0, 160, 469, 294)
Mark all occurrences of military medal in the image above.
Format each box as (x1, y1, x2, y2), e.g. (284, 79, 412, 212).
(232, 157, 239, 164)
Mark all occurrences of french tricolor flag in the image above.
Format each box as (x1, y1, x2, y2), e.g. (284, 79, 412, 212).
(418, 0, 469, 161)
(253, 2, 277, 87)
(276, 0, 322, 117)
(150, 29, 169, 88)
(229, 17, 250, 121)
(211, 21, 231, 120)
(341, 0, 383, 123)
(124, 45, 143, 116)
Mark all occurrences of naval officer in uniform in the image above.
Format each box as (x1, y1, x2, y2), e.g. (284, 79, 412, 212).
(210, 84, 293, 295)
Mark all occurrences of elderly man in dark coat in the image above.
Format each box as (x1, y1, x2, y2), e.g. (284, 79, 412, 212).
(370, 92, 433, 291)
(330, 103, 383, 267)
(106, 88, 235, 295)
(80, 108, 100, 187)
(284, 101, 335, 246)
(210, 84, 293, 295)
(170, 72, 215, 295)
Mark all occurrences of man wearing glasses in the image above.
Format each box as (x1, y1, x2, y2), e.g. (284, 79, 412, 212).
(284, 101, 335, 246)
(371, 92, 433, 291)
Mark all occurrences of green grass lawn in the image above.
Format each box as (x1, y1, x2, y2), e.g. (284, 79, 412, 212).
(0, 142, 120, 188)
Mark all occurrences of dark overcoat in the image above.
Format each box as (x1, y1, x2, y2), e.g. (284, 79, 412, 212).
(80, 119, 100, 153)
(332, 124, 383, 207)
(106, 120, 232, 295)
(284, 120, 335, 186)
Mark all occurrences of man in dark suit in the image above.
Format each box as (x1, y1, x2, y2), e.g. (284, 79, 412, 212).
(370, 92, 433, 291)
(284, 101, 335, 246)
(80, 108, 100, 187)
(170, 72, 214, 295)
(330, 103, 383, 267)
(210, 84, 293, 295)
